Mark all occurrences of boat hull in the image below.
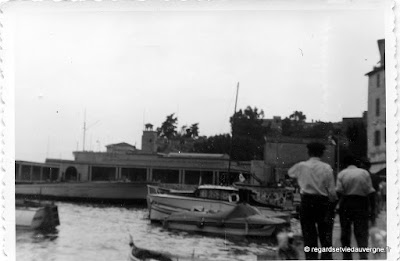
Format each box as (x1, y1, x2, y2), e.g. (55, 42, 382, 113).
(16, 182, 153, 203)
(163, 205, 288, 237)
(147, 194, 235, 222)
(164, 220, 278, 237)
(147, 193, 291, 222)
(16, 201, 60, 230)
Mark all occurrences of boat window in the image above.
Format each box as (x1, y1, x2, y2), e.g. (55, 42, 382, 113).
(21, 165, 31, 181)
(198, 189, 232, 201)
(201, 171, 213, 185)
(65, 166, 78, 181)
(220, 191, 230, 201)
(184, 171, 201, 185)
(91, 166, 116, 181)
(198, 189, 207, 198)
(218, 172, 240, 185)
(42, 167, 51, 181)
(121, 168, 146, 182)
(152, 169, 179, 184)
(184, 171, 214, 185)
(50, 168, 59, 181)
(32, 166, 41, 181)
(15, 163, 20, 180)
(209, 190, 220, 200)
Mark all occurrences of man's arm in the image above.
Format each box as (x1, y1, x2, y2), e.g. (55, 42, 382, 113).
(364, 171, 376, 225)
(326, 167, 338, 202)
(288, 163, 299, 179)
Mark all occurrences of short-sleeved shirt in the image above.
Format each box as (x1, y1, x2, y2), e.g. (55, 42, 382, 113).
(288, 157, 337, 199)
(336, 165, 375, 197)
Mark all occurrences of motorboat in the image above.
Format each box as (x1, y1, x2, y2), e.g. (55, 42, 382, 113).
(162, 203, 288, 237)
(16, 199, 60, 230)
(147, 185, 291, 223)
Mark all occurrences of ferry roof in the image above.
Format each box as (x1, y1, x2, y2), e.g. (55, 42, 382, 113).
(198, 185, 238, 191)
(164, 152, 229, 159)
(15, 160, 60, 168)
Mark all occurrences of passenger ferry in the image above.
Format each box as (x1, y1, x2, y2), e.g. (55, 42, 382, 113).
(16, 130, 251, 203)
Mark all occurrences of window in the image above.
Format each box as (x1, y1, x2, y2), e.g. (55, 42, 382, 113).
(376, 98, 380, 116)
(15, 163, 20, 180)
(374, 130, 381, 146)
(152, 169, 179, 184)
(185, 170, 213, 185)
(32, 166, 41, 181)
(50, 168, 60, 181)
(185, 170, 200, 185)
(42, 167, 51, 181)
(91, 167, 116, 181)
(21, 165, 31, 180)
(121, 168, 147, 182)
(377, 72, 380, 87)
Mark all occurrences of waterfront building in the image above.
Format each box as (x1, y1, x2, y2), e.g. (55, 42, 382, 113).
(366, 39, 386, 173)
(15, 130, 251, 188)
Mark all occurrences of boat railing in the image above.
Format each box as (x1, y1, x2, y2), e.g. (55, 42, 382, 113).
(147, 185, 170, 195)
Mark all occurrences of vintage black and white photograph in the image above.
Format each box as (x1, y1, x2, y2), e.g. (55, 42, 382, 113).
(2, 0, 397, 260)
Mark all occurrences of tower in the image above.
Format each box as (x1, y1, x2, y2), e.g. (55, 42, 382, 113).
(141, 124, 158, 153)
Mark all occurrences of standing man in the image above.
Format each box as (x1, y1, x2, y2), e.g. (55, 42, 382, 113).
(336, 155, 375, 260)
(288, 142, 337, 260)
(360, 159, 380, 225)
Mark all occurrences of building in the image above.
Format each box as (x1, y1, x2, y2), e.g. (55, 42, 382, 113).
(262, 116, 282, 132)
(16, 130, 251, 187)
(106, 142, 137, 154)
(255, 137, 335, 184)
(366, 39, 386, 173)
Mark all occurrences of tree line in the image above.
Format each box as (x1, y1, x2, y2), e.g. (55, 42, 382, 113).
(152, 106, 367, 162)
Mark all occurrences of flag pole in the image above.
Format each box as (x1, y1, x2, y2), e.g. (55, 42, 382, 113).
(227, 82, 239, 185)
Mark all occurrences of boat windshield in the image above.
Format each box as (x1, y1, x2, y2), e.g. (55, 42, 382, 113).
(198, 188, 236, 202)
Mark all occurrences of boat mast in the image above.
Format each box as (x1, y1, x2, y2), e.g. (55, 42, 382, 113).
(83, 109, 87, 151)
(82, 110, 100, 152)
(227, 82, 239, 185)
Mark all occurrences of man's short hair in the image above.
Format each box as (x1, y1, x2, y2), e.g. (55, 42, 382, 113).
(307, 142, 326, 157)
(343, 154, 357, 168)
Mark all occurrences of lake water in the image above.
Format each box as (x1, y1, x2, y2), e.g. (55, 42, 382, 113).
(16, 202, 281, 261)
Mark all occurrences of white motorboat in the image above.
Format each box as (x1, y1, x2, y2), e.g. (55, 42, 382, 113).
(16, 199, 60, 230)
(147, 185, 291, 222)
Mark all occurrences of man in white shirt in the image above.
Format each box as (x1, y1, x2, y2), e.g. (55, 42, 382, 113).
(336, 155, 375, 260)
(288, 142, 337, 260)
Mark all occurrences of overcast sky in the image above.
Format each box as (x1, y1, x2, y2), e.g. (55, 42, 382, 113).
(9, 1, 385, 162)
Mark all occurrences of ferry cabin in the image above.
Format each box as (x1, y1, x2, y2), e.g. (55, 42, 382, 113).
(15, 152, 251, 188)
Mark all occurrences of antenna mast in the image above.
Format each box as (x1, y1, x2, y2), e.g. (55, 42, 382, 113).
(82, 109, 100, 152)
(83, 109, 87, 151)
(227, 82, 239, 185)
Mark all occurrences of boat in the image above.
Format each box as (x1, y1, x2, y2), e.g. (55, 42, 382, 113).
(162, 203, 288, 237)
(128, 234, 175, 261)
(16, 181, 154, 204)
(16, 199, 60, 230)
(233, 182, 301, 213)
(147, 185, 291, 222)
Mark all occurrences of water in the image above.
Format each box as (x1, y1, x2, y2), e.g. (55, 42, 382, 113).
(16, 202, 280, 261)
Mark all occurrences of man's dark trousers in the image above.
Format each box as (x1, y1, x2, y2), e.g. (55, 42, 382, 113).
(339, 196, 369, 260)
(300, 194, 333, 260)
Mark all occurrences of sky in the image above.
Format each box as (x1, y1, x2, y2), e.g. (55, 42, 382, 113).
(9, 0, 385, 162)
